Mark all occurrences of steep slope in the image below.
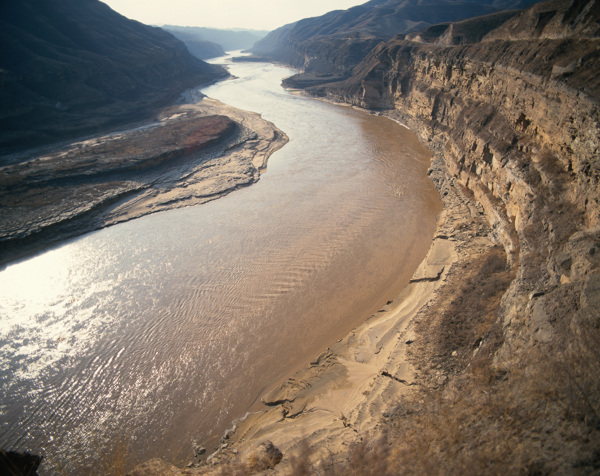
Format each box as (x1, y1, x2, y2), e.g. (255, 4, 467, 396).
(404, 9, 524, 44)
(0, 0, 228, 156)
(251, 0, 542, 86)
(124, 0, 599, 474)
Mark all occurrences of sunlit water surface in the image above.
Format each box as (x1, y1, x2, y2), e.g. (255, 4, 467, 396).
(0, 56, 440, 473)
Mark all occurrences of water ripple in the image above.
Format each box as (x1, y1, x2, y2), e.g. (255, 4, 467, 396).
(0, 59, 440, 474)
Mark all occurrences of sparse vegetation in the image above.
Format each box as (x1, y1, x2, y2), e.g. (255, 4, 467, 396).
(259, 246, 600, 475)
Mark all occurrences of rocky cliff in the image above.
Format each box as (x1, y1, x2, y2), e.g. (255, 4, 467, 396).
(252, 0, 541, 87)
(304, 0, 600, 470)
(324, 0, 599, 281)
(0, 0, 228, 156)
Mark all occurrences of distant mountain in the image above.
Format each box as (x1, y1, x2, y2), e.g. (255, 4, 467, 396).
(162, 26, 269, 52)
(161, 29, 225, 60)
(0, 0, 228, 155)
(251, 0, 543, 85)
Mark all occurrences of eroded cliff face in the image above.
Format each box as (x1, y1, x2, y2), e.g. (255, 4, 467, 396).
(312, 0, 600, 467)
(324, 0, 599, 343)
(123, 1, 599, 473)
(252, 0, 540, 88)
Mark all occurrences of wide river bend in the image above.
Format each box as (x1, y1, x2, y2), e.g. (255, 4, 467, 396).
(0, 57, 440, 473)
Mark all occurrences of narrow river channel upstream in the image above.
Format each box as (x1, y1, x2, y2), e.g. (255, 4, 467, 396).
(0, 56, 441, 473)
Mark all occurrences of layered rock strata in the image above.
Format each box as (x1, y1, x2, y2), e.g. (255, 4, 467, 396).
(129, 0, 599, 473)
(297, 0, 599, 470)
(319, 0, 600, 358)
(252, 0, 541, 88)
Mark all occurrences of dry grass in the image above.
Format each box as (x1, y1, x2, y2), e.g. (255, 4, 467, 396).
(295, 321, 600, 475)
(214, 441, 283, 476)
(282, 246, 600, 475)
(415, 245, 514, 377)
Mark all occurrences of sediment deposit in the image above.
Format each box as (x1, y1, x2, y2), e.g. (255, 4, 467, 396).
(0, 99, 287, 266)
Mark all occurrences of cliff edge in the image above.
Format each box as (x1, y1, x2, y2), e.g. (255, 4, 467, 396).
(251, 0, 541, 88)
(300, 0, 600, 471)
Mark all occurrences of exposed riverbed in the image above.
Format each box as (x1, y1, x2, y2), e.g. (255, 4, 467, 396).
(0, 57, 440, 473)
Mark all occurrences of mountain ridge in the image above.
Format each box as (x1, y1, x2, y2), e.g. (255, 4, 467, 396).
(162, 26, 269, 52)
(251, 0, 543, 85)
(0, 0, 228, 156)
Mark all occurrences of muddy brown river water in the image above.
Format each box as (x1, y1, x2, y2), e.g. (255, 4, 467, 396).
(0, 57, 440, 473)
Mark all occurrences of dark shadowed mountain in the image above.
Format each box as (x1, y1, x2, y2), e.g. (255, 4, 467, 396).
(251, 0, 543, 86)
(0, 0, 228, 156)
(162, 26, 269, 52)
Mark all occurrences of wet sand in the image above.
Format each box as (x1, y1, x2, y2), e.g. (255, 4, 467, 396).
(208, 156, 496, 472)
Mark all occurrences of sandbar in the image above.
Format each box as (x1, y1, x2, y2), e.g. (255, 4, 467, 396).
(0, 98, 288, 266)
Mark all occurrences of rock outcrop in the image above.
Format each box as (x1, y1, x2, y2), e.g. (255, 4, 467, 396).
(127, 0, 599, 473)
(0, 0, 228, 155)
(322, 0, 599, 284)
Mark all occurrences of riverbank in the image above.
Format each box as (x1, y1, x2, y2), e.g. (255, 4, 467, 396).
(127, 144, 503, 475)
(201, 154, 496, 471)
(190, 23, 600, 473)
(120, 71, 498, 476)
(132, 1, 600, 471)
(131, 95, 598, 475)
(0, 98, 288, 267)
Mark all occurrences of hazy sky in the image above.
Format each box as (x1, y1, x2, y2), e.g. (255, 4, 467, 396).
(102, 0, 367, 31)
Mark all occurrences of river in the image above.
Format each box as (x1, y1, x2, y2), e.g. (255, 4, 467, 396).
(0, 56, 440, 473)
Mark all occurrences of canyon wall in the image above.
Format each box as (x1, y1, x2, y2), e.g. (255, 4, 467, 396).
(318, 0, 599, 396)
(126, 1, 599, 472)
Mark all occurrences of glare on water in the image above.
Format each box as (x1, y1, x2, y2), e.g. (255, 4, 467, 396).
(0, 56, 440, 474)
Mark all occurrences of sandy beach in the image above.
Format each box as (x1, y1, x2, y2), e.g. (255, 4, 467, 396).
(226, 159, 493, 469)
